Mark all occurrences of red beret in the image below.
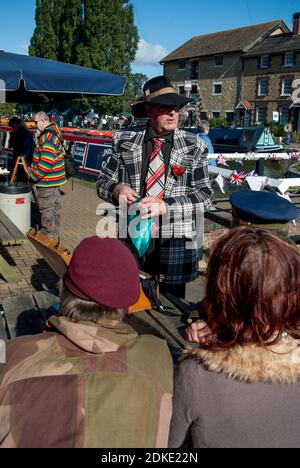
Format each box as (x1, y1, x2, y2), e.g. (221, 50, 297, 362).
(65, 237, 140, 308)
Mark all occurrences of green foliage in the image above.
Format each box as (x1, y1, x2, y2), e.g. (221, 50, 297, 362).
(209, 117, 230, 128)
(292, 131, 299, 143)
(29, 0, 61, 59)
(269, 123, 285, 137)
(29, 0, 139, 115)
(0, 103, 18, 118)
(75, 0, 139, 114)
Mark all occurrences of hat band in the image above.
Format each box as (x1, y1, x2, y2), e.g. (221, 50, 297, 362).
(145, 87, 178, 101)
(232, 216, 290, 230)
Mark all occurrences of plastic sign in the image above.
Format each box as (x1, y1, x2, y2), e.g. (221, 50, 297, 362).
(273, 111, 279, 122)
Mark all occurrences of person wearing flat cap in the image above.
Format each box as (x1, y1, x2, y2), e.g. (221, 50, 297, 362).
(0, 237, 173, 448)
(97, 75, 213, 299)
(230, 190, 300, 239)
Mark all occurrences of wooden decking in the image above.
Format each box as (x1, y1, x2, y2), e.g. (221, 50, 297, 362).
(0, 209, 28, 282)
(0, 290, 58, 340)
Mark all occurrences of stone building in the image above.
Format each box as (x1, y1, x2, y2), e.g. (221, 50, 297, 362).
(241, 13, 300, 131)
(161, 17, 300, 128)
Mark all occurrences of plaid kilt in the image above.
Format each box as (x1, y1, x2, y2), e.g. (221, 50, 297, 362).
(160, 238, 199, 284)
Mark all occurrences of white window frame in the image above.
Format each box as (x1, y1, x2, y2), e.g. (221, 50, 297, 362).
(281, 78, 292, 96)
(260, 55, 269, 69)
(213, 82, 222, 95)
(258, 78, 268, 96)
(280, 107, 290, 125)
(284, 52, 294, 67)
(256, 107, 267, 124)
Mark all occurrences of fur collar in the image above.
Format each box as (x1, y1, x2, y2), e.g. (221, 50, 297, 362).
(184, 335, 300, 384)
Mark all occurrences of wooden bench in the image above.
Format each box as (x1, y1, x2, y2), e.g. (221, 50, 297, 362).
(0, 290, 59, 341)
(0, 290, 197, 359)
(0, 209, 28, 282)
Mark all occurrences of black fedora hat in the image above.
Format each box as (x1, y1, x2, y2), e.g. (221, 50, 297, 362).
(131, 75, 191, 118)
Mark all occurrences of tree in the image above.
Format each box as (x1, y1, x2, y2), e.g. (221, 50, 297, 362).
(29, 0, 61, 59)
(128, 73, 148, 99)
(76, 0, 138, 75)
(30, 0, 82, 63)
(29, 0, 139, 115)
(76, 0, 139, 114)
(57, 0, 83, 63)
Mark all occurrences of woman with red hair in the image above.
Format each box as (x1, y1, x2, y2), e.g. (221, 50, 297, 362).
(169, 226, 300, 448)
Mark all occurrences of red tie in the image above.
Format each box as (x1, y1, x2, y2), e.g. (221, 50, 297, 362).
(146, 138, 165, 200)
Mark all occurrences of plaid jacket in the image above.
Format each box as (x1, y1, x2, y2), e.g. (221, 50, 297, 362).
(97, 127, 214, 284)
(0, 316, 173, 448)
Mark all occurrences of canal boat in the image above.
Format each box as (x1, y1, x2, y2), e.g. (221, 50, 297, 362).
(0, 124, 113, 179)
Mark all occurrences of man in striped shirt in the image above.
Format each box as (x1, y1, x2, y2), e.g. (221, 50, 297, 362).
(30, 112, 66, 240)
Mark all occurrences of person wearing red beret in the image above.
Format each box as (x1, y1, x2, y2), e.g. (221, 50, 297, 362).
(0, 236, 173, 448)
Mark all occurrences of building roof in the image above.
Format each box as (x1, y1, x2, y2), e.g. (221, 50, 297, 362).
(243, 33, 300, 56)
(161, 20, 286, 62)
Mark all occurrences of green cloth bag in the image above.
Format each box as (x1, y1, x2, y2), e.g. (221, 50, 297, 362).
(128, 198, 153, 258)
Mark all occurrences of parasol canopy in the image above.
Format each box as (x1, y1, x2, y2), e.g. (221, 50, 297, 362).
(0, 51, 126, 103)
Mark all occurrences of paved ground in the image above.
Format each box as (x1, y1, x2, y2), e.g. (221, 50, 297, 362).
(0, 179, 101, 300)
(0, 178, 299, 303)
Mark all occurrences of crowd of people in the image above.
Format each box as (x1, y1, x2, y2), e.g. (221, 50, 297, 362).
(1, 76, 300, 448)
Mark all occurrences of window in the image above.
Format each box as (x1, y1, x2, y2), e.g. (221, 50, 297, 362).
(215, 55, 223, 67)
(284, 52, 294, 67)
(256, 107, 267, 124)
(212, 111, 221, 119)
(213, 82, 222, 95)
(178, 85, 185, 96)
(190, 61, 199, 79)
(280, 107, 290, 125)
(260, 55, 270, 69)
(189, 85, 198, 104)
(226, 111, 235, 123)
(258, 79, 268, 96)
(178, 61, 186, 70)
(200, 111, 208, 120)
(282, 78, 292, 96)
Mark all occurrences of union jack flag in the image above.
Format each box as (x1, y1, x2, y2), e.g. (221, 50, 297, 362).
(217, 154, 229, 166)
(268, 153, 277, 160)
(245, 152, 256, 159)
(230, 171, 247, 186)
(289, 152, 300, 160)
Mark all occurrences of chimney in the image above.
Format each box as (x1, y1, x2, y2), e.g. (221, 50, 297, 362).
(293, 12, 300, 35)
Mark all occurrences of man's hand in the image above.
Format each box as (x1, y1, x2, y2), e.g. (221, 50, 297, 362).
(140, 197, 167, 219)
(113, 184, 139, 205)
(185, 320, 211, 344)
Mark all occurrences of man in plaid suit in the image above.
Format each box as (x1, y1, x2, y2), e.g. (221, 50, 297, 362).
(97, 76, 213, 298)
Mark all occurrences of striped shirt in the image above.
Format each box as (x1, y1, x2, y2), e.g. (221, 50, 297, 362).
(31, 123, 66, 187)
